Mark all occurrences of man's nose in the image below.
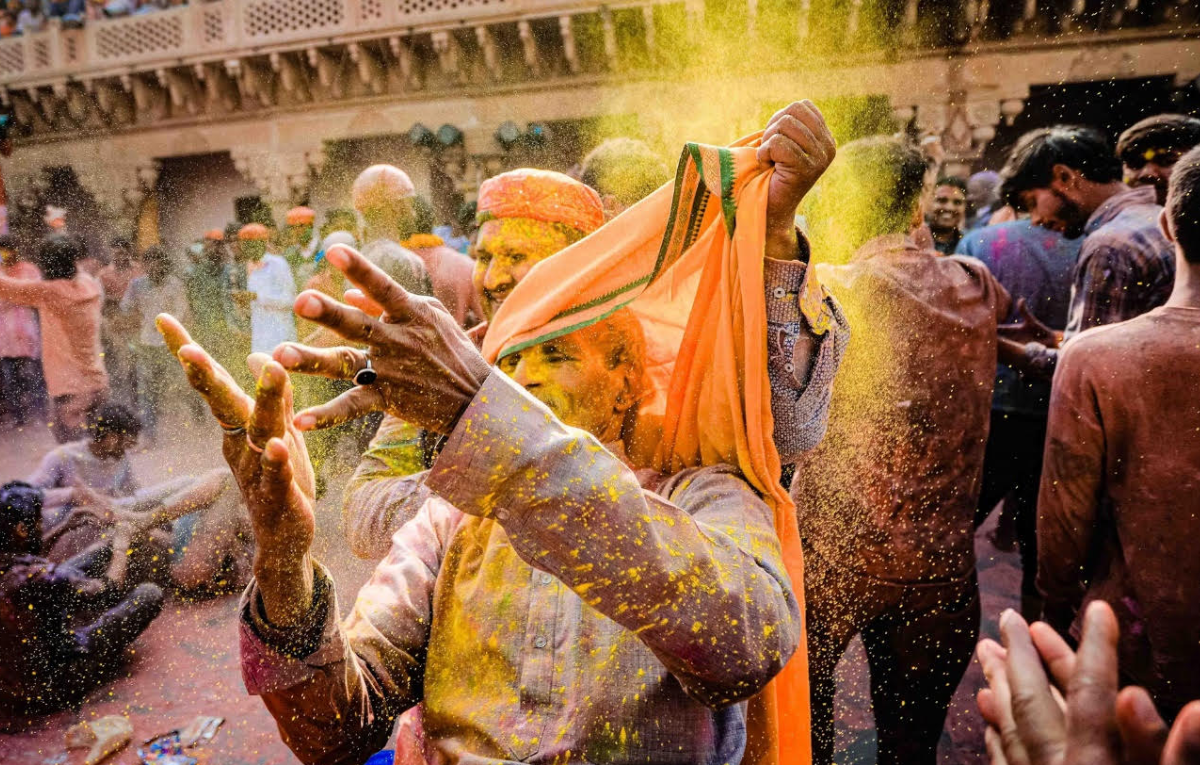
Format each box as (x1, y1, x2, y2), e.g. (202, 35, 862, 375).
(483, 260, 513, 293)
(509, 357, 539, 388)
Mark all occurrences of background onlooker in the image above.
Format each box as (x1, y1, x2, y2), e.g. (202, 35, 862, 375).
(120, 244, 191, 443)
(0, 234, 108, 442)
(0, 234, 43, 428)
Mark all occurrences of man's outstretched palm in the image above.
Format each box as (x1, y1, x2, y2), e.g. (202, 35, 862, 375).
(157, 314, 317, 626)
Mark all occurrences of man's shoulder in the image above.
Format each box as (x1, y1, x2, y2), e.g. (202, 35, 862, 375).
(1084, 210, 1169, 258)
(1060, 311, 1163, 361)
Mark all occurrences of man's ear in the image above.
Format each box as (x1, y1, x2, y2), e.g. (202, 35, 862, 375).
(13, 521, 29, 542)
(613, 366, 641, 415)
(1159, 208, 1175, 243)
(1051, 163, 1077, 189)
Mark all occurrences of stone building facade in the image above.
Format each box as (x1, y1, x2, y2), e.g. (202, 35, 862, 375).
(0, 0, 1196, 248)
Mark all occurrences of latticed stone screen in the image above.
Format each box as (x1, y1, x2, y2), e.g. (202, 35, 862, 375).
(31, 38, 51, 69)
(244, 0, 346, 37)
(94, 15, 184, 60)
(0, 40, 25, 77)
(359, 0, 386, 22)
(202, 7, 227, 46)
(399, 0, 503, 18)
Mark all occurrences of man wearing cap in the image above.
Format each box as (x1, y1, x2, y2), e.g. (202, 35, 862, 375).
(234, 223, 297, 356)
(1116, 113, 1200, 206)
(350, 165, 432, 298)
(283, 206, 318, 289)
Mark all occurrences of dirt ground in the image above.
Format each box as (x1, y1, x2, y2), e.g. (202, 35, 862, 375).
(0, 409, 1018, 765)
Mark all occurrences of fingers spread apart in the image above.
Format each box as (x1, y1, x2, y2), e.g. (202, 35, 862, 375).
(274, 343, 367, 381)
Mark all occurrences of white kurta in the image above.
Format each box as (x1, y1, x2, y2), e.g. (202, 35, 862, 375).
(247, 254, 298, 355)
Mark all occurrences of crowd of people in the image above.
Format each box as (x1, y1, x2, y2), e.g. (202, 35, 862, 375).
(1, 102, 1199, 765)
(0, 0, 187, 36)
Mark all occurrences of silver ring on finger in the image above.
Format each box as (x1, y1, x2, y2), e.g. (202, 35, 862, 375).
(219, 421, 247, 438)
(354, 354, 377, 386)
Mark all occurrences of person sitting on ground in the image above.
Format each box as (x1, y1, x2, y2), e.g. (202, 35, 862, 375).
(927, 175, 969, 254)
(160, 100, 843, 765)
(578, 136, 671, 218)
(1116, 113, 1200, 206)
(121, 245, 192, 443)
(0, 481, 164, 717)
(0, 233, 108, 443)
(1037, 145, 1200, 722)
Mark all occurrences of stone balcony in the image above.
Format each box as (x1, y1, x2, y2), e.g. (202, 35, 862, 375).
(0, 0, 1196, 141)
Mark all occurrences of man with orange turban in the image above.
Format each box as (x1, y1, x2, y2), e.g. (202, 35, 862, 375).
(159, 101, 845, 765)
(282, 206, 318, 288)
(235, 222, 297, 355)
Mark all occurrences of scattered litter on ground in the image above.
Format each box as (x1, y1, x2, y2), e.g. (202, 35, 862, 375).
(64, 715, 133, 765)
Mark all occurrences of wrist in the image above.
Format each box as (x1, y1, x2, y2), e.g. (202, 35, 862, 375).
(255, 553, 315, 627)
(765, 226, 801, 262)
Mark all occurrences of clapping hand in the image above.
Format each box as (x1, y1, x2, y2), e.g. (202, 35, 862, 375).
(976, 601, 1200, 765)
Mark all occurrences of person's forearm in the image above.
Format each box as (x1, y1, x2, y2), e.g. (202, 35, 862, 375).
(256, 552, 316, 627)
(343, 426, 431, 559)
(764, 226, 801, 262)
(141, 469, 229, 528)
(427, 372, 800, 707)
(763, 256, 849, 463)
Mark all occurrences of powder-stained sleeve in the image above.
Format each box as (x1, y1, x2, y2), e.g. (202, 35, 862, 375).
(763, 256, 849, 464)
(341, 414, 432, 559)
(239, 500, 455, 765)
(426, 370, 800, 708)
(1036, 339, 1105, 634)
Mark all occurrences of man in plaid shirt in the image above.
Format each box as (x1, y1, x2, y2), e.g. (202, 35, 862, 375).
(996, 125, 1175, 376)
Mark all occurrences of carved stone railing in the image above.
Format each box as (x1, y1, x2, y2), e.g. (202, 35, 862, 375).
(0, 0, 633, 86)
(0, 0, 1194, 88)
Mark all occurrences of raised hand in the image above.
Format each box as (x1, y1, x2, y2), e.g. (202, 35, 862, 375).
(272, 245, 491, 435)
(758, 100, 837, 261)
(157, 313, 316, 626)
(976, 601, 1200, 765)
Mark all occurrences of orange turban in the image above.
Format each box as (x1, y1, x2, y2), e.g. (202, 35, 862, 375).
(286, 206, 316, 226)
(477, 169, 604, 235)
(238, 223, 271, 241)
(203, 228, 225, 241)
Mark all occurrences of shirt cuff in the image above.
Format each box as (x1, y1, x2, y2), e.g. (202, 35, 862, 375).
(239, 563, 344, 695)
(425, 369, 549, 527)
(764, 257, 808, 326)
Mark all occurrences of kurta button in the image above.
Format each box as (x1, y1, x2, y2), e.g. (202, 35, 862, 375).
(540, 573, 553, 585)
(772, 287, 786, 299)
(497, 509, 509, 521)
(534, 636, 548, 648)
(785, 363, 795, 373)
